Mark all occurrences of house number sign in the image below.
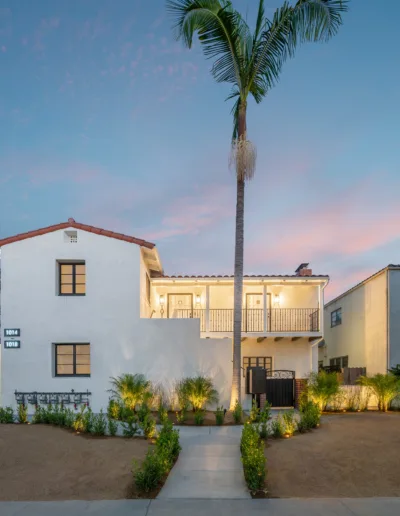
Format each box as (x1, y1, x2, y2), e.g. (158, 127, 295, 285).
(4, 329, 21, 337)
(4, 340, 21, 349)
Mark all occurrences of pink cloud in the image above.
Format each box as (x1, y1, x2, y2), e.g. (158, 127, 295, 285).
(246, 174, 400, 270)
(146, 184, 235, 240)
(325, 267, 378, 302)
(1, 45, 6, 53)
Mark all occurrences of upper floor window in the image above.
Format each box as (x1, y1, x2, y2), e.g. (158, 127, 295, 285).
(331, 308, 342, 327)
(55, 343, 90, 376)
(59, 262, 86, 295)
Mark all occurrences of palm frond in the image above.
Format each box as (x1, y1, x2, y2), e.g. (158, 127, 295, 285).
(226, 88, 240, 140)
(247, 0, 347, 100)
(167, 0, 251, 88)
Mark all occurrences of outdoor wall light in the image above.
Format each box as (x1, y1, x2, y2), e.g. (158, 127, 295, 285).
(274, 294, 281, 307)
(195, 294, 201, 305)
(159, 295, 165, 306)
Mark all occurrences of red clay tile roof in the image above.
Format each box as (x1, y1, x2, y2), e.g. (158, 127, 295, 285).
(0, 218, 155, 249)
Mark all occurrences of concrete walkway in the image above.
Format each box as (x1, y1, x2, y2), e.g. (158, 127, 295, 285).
(2, 498, 400, 516)
(157, 426, 250, 499)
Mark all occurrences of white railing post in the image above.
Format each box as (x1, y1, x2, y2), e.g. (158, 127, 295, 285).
(263, 284, 267, 333)
(206, 285, 210, 332)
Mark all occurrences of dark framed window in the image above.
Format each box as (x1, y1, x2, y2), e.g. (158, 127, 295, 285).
(55, 344, 90, 376)
(331, 308, 342, 327)
(243, 356, 272, 377)
(59, 262, 86, 295)
(329, 355, 348, 368)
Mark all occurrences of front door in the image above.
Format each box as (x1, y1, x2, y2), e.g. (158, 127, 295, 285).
(245, 293, 264, 332)
(167, 294, 193, 319)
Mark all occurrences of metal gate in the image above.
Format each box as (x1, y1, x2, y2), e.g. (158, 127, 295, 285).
(265, 370, 295, 407)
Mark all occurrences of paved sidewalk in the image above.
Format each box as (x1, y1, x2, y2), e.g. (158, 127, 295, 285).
(157, 426, 250, 499)
(2, 498, 400, 516)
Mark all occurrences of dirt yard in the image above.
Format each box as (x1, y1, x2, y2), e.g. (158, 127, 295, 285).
(265, 412, 400, 498)
(0, 424, 151, 501)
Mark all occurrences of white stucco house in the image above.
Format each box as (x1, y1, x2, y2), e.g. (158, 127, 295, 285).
(321, 265, 400, 374)
(0, 219, 329, 412)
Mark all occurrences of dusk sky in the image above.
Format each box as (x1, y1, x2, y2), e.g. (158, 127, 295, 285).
(1, 0, 399, 300)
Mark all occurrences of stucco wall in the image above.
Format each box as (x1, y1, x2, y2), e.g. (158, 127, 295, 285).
(0, 230, 232, 412)
(240, 337, 312, 409)
(323, 271, 387, 373)
(389, 269, 400, 368)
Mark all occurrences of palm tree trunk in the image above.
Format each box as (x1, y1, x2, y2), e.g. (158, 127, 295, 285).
(230, 102, 247, 410)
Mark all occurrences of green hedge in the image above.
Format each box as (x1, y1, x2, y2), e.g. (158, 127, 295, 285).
(133, 419, 181, 493)
(241, 423, 266, 492)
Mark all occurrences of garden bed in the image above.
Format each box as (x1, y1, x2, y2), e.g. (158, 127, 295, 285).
(264, 412, 400, 498)
(165, 410, 243, 426)
(0, 424, 152, 501)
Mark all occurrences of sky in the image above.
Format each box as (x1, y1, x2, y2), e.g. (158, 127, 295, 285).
(0, 0, 399, 301)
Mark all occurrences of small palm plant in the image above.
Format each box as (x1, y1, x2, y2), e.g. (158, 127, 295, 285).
(183, 375, 219, 412)
(358, 373, 400, 412)
(307, 371, 340, 411)
(108, 374, 152, 412)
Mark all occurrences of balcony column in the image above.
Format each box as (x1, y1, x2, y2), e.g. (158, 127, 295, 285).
(205, 285, 210, 332)
(318, 284, 323, 333)
(263, 284, 267, 333)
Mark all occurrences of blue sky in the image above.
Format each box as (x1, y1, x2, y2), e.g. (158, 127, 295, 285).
(0, 0, 399, 299)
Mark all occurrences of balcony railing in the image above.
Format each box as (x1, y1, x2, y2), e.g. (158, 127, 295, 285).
(172, 308, 319, 333)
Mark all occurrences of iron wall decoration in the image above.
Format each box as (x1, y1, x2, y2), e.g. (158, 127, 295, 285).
(4, 340, 21, 349)
(265, 370, 295, 379)
(14, 389, 92, 406)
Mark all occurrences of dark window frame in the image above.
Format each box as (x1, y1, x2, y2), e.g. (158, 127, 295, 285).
(329, 355, 348, 368)
(243, 356, 272, 377)
(59, 261, 86, 296)
(331, 307, 342, 327)
(55, 343, 91, 377)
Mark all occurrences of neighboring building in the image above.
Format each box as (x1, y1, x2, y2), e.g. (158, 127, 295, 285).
(0, 219, 328, 412)
(321, 265, 400, 374)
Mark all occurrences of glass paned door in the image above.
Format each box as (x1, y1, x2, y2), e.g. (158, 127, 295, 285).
(167, 294, 194, 318)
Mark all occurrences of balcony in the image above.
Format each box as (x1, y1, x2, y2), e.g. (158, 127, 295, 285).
(170, 308, 320, 333)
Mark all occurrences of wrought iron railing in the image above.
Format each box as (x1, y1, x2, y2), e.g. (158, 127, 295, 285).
(171, 308, 319, 333)
(14, 389, 91, 406)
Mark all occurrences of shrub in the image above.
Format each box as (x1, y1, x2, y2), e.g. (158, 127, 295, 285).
(133, 419, 181, 494)
(307, 371, 340, 411)
(389, 365, 400, 378)
(107, 399, 122, 420)
(158, 401, 169, 425)
(271, 416, 285, 438)
(249, 399, 260, 423)
(17, 404, 28, 424)
(241, 423, 266, 492)
(358, 373, 400, 412)
(281, 409, 296, 437)
(72, 405, 87, 432)
(194, 410, 205, 425)
(109, 373, 152, 412)
(178, 376, 218, 412)
(232, 399, 243, 424)
(256, 402, 272, 439)
(83, 407, 94, 433)
(122, 415, 140, 437)
(215, 406, 225, 425)
(175, 409, 187, 424)
(300, 401, 321, 429)
(91, 410, 107, 436)
(141, 414, 157, 439)
(156, 419, 181, 461)
(65, 408, 75, 428)
(32, 405, 43, 424)
(0, 406, 14, 424)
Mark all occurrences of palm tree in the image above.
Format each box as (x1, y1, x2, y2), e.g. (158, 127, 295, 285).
(167, 0, 348, 408)
(108, 373, 152, 411)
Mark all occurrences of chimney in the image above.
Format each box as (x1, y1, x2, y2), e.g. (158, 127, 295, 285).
(295, 263, 312, 277)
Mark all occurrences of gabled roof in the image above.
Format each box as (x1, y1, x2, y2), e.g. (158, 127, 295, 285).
(0, 218, 155, 249)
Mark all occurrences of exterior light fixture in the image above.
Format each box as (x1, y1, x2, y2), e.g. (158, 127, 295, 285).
(274, 294, 281, 307)
(195, 294, 201, 305)
(159, 295, 165, 318)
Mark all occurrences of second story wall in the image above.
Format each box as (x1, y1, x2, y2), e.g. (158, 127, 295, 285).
(389, 269, 400, 368)
(324, 271, 387, 373)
